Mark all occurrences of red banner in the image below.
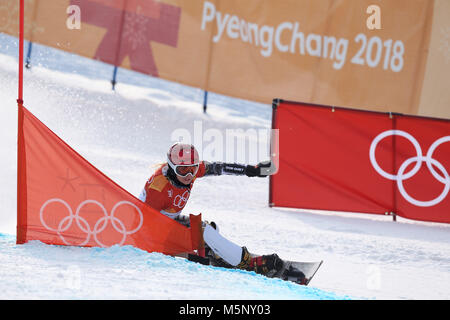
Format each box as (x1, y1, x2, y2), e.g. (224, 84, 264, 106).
(270, 100, 450, 223)
(17, 106, 198, 255)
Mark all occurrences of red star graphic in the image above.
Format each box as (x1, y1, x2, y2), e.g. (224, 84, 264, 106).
(58, 168, 79, 192)
(70, 0, 181, 77)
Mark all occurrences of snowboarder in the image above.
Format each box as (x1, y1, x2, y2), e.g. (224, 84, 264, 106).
(138, 142, 282, 277)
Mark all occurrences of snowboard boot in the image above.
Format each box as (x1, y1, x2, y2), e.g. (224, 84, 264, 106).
(236, 247, 284, 277)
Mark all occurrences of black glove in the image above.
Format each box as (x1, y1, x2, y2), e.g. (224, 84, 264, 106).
(245, 161, 274, 177)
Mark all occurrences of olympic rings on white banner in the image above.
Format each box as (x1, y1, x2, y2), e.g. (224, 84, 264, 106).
(369, 130, 450, 207)
(39, 199, 144, 247)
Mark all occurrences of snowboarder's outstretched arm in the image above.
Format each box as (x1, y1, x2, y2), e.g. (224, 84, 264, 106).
(203, 160, 274, 177)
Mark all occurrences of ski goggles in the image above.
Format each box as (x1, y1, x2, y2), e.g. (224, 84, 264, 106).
(172, 164, 199, 177)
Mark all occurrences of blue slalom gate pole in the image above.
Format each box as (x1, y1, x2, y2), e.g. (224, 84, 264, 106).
(25, 41, 33, 69)
(203, 90, 208, 113)
(111, 66, 118, 90)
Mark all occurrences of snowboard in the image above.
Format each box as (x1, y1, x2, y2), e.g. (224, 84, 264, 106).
(274, 259, 323, 286)
(186, 224, 323, 285)
(187, 252, 323, 286)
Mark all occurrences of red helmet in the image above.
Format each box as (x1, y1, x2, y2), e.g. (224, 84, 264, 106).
(167, 143, 200, 177)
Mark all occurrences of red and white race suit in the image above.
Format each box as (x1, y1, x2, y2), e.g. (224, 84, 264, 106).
(138, 162, 208, 219)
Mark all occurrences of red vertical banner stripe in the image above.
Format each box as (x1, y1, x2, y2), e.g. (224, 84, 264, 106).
(17, 0, 24, 104)
(271, 100, 450, 223)
(17, 0, 26, 241)
(189, 214, 205, 257)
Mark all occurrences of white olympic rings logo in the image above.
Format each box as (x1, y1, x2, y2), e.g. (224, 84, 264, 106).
(369, 130, 450, 207)
(40, 199, 144, 247)
(173, 190, 190, 209)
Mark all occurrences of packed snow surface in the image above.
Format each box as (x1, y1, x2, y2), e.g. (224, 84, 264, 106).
(0, 34, 449, 300)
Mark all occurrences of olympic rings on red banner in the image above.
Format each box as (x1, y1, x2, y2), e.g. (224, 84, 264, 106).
(39, 199, 144, 247)
(370, 130, 450, 207)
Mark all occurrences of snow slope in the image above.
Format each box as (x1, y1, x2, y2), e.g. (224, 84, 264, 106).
(0, 34, 449, 300)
